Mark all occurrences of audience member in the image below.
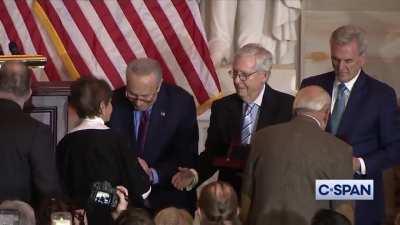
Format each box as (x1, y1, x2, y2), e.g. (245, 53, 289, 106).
(172, 43, 293, 194)
(311, 209, 351, 225)
(0, 200, 35, 225)
(197, 181, 241, 225)
(115, 208, 155, 225)
(241, 86, 354, 225)
(109, 58, 198, 213)
(154, 207, 193, 225)
(57, 77, 150, 225)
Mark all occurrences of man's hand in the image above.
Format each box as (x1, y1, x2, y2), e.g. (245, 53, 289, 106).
(111, 185, 129, 220)
(171, 167, 195, 190)
(138, 157, 151, 177)
(353, 157, 361, 173)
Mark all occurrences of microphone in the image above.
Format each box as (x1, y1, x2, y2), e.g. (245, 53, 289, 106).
(9, 41, 21, 55)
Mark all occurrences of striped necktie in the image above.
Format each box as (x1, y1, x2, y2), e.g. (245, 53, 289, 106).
(241, 103, 256, 144)
(330, 83, 347, 135)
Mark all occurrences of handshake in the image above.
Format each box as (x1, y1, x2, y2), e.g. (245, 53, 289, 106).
(171, 167, 198, 191)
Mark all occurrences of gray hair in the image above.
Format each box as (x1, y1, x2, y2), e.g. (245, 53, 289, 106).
(0, 200, 36, 225)
(330, 25, 367, 55)
(126, 58, 162, 83)
(293, 86, 331, 114)
(0, 61, 31, 97)
(234, 43, 273, 72)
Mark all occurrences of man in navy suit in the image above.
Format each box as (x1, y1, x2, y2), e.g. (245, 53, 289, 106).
(108, 58, 198, 214)
(301, 25, 400, 225)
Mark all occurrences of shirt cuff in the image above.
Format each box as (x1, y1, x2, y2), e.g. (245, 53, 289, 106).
(142, 186, 151, 199)
(150, 168, 159, 184)
(358, 157, 366, 175)
(185, 169, 199, 191)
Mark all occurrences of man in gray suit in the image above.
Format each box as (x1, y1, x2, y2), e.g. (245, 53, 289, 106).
(241, 85, 354, 225)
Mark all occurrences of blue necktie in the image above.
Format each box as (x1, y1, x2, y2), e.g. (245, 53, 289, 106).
(331, 83, 347, 135)
(241, 103, 256, 144)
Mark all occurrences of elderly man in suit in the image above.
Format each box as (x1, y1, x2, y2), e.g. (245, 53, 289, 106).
(241, 85, 354, 225)
(172, 43, 294, 193)
(301, 25, 400, 225)
(108, 58, 198, 213)
(0, 61, 60, 205)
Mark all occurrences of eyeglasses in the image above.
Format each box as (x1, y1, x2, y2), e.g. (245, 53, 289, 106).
(125, 88, 159, 103)
(228, 70, 260, 81)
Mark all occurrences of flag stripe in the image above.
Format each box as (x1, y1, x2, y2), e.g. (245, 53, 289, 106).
(118, 1, 176, 84)
(32, 0, 77, 80)
(144, 0, 208, 103)
(63, 0, 124, 88)
(16, 0, 61, 81)
(37, 0, 90, 79)
(172, 0, 221, 92)
(90, 0, 136, 64)
(159, 1, 219, 97)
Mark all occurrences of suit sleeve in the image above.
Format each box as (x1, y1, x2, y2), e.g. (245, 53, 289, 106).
(154, 95, 199, 186)
(30, 124, 61, 199)
(197, 101, 224, 185)
(119, 135, 151, 204)
(364, 88, 400, 174)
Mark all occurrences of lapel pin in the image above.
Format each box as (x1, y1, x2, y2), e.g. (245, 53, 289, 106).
(161, 112, 166, 117)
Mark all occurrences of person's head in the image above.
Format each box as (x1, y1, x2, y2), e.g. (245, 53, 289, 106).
(70, 77, 113, 121)
(330, 25, 367, 83)
(125, 58, 163, 111)
(231, 43, 272, 103)
(311, 209, 351, 225)
(115, 208, 155, 225)
(0, 61, 32, 107)
(154, 207, 193, 225)
(0, 200, 36, 225)
(198, 181, 241, 225)
(293, 86, 331, 130)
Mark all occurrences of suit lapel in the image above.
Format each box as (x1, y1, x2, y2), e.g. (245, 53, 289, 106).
(256, 85, 278, 130)
(321, 73, 336, 133)
(142, 84, 167, 162)
(228, 94, 244, 147)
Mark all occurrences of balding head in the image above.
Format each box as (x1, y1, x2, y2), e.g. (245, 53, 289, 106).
(198, 181, 241, 225)
(294, 86, 331, 129)
(0, 61, 32, 108)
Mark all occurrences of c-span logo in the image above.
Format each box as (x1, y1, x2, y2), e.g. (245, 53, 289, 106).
(316, 180, 373, 200)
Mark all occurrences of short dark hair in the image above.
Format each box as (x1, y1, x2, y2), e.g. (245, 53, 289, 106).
(115, 208, 155, 225)
(0, 61, 31, 97)
(311, 209, 351, 225)
(198, 181, 241, 225)
(70, 77, 112, 118)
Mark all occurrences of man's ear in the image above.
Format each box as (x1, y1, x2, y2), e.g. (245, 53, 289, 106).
(196, 208, 202, 220)
(99, 101, 106, 114)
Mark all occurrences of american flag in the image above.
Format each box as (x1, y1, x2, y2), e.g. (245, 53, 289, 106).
(0, 0, 221, 113)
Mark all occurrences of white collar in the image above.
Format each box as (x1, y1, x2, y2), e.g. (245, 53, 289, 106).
(301, 114, 322, 128)
(249, 84, 265, 107)
(334, 69, 361, 92)
(69, 116, 109, 134)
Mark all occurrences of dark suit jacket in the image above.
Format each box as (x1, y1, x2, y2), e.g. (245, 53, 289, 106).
(242, 116, 353, 225)
(109, 83, 198, 213)
(301, 71, 400, 225)
(0, 99, 60, 205)
(198, 85, 294, 192)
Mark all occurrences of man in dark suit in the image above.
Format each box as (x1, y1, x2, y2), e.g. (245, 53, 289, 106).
(301, 25, 400, 225)
(0, 61, 60, 205)
(108, 58, 198, 213)
(172, 43, 293, 193)
(241, 86, 354, 225)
